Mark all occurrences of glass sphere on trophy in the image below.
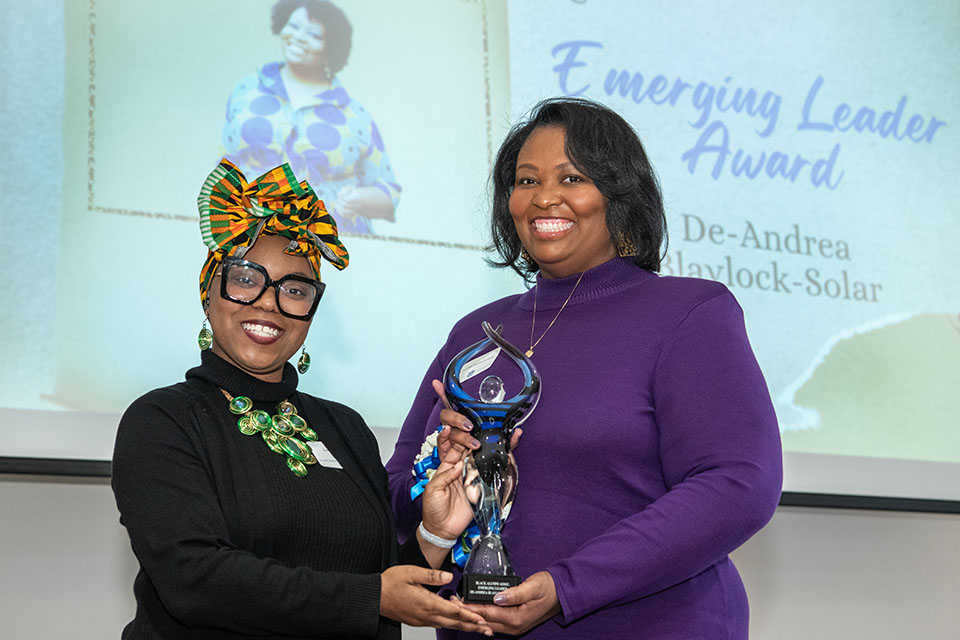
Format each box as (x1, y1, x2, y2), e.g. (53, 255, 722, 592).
(443, 321, 541, 603)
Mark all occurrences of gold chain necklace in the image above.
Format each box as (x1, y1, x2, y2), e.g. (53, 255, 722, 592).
(220, 388, 318, 477)
(526, 271, 585, 357)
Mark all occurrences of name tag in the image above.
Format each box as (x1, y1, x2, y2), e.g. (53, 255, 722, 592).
(307, 440, 343, 469)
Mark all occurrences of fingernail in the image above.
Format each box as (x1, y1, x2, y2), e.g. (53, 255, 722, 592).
(493, 593, 507, 605)
(470, 438, 481, 448)
(441, 572, 453, 581)
(460, 420, 472, 430)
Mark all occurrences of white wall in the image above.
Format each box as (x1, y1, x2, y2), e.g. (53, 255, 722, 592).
(1, 475, 958, 639)
(732, 507, 960, 639)
(0, 476, 137, 637)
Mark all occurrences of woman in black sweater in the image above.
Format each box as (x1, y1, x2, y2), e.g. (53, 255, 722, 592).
(111, 159, 489, 638)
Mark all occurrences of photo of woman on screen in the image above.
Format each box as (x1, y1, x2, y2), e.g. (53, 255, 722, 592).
(221, 0, 401, 235)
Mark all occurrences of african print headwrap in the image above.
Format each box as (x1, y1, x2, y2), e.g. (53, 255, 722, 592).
(197, 158, 349, 304)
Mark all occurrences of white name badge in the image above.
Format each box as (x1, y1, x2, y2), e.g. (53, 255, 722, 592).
(307, 440, 344, 469)
(459, 347, 501, 383)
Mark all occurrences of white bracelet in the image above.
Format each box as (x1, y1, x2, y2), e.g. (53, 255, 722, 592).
(418, 521, 458, 549)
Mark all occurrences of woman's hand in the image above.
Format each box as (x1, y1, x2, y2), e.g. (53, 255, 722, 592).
(458, 571, 561, 636)
(421, 459, 472, 541)
(430, 380, 522, 465)
(431, 380, 479, 464)
(335, 186, 362, 219)
(380, 566, 492, 636)
(336, 185, 395, 221)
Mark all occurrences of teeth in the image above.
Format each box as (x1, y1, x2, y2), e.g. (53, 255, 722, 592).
(534, 219, 574, 233)
(242, 323, 282, 338)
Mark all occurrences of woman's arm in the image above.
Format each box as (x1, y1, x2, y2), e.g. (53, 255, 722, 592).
(112, 393, 385, 636)
(341, 118, 401, 222)
(113, 391, 490, 636)
(386, 353, 447, 539)
(464, 291, 782, 632)
(547, 291, 782, 623)
(336, 184, 395, 221)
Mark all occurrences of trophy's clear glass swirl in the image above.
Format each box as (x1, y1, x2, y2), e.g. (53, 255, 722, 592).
(443, 321, 541, 602)
(462, 416, 517, 576)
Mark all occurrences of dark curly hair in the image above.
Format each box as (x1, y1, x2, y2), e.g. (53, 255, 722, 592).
(489, 97, 666, 281)
(270, 0, 352, 77)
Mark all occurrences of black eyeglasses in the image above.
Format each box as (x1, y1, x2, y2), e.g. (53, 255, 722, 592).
(218, 258, 325, 320)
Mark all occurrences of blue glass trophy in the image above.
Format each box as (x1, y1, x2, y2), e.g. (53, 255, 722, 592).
(443, 321, 541, 603)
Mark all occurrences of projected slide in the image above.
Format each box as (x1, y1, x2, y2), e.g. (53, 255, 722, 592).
(1, 0, 958, 501)
(1, 0, 513, 458)
(508, 1, 960, 471)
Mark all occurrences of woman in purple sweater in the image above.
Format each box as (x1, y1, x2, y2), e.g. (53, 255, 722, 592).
(386, 98, 782, 639)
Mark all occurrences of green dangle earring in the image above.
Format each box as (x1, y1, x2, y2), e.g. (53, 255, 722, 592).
(198, 299, 213, 350)
(198, 318, 213, 350)
(297, 346, 311, 374)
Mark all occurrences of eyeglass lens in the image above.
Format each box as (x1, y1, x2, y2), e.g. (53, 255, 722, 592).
(223, 262, 319, 317)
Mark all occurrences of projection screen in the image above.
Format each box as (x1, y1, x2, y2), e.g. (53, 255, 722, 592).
(1, 0, 958, 506)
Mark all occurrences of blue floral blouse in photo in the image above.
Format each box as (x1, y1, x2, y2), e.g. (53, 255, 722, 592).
(222, 62, 401, 235)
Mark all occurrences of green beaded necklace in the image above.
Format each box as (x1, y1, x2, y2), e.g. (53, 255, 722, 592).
(221, 389, 318, 477)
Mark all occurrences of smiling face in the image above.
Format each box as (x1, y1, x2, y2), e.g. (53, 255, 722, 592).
(509, 125, 617, 279)
(280, 6, 326, 69)
(207, 234, 314, 383)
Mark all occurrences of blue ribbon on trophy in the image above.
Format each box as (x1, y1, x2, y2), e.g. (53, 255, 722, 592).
(452, 521, 483, 567)
(410, 427, 443, 500)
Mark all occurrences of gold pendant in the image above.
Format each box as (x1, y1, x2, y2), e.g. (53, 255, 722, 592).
(525, 349, 534, 357)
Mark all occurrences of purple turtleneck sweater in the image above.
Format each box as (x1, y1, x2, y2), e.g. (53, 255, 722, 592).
(386, 257, 782, 639)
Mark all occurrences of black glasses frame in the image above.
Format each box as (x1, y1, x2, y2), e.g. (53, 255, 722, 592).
(219, 257, 325, 320)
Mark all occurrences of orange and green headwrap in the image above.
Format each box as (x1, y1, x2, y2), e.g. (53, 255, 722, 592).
(197, 158, 349, 305)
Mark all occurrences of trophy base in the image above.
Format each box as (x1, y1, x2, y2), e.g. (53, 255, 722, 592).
(459, 573, 522, 604)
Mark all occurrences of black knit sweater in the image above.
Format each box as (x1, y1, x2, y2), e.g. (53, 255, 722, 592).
(112, 351, 422, 638)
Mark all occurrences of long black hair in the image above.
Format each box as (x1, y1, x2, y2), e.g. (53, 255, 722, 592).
(489, 97, 666, 280)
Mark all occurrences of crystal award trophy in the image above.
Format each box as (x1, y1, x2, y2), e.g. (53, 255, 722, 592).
(443, 321, 541, 603)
